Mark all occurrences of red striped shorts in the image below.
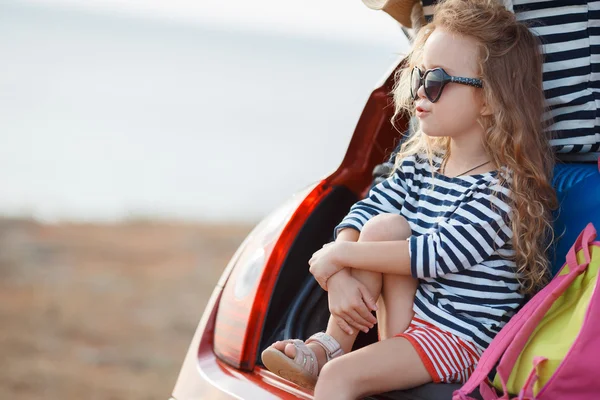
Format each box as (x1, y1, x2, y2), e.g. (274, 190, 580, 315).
(395, 317, 484, 384)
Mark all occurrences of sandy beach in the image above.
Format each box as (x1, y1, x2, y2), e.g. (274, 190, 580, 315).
(0, 218, 253, 399)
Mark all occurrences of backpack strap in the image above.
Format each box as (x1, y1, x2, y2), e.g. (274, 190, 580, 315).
(453, 223, 597, 400)
(520, 356, 548, 399)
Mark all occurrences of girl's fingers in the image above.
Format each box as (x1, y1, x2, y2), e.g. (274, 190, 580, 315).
(348, 310, 372, 332)
(354, 302, 377, 326)
(341, 313, 361, 334)
(358, 284, 379, 312)
(344, 312, 368, 333)
(335, 315, 354, 335)
(348, 307, 371, 328)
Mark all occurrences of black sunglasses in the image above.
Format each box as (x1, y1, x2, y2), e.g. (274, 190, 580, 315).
(411, 66, 483, 103)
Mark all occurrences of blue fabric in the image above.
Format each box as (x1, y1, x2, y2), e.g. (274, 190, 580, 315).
(550, 162, 600, 275)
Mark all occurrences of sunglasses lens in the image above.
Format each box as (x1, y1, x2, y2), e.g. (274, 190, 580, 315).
(411, 68, 421, 99)
(424, 69, 445, 101)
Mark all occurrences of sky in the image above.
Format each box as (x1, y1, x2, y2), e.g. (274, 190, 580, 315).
(20, 0, 408, 46)
(0, 0, 410, 222)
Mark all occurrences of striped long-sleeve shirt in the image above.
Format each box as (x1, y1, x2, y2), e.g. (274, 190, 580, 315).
(335, 154, 524, 350)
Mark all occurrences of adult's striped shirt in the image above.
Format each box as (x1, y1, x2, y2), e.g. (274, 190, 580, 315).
(420, 0, 600, 154)
(334, 154, 524, 349)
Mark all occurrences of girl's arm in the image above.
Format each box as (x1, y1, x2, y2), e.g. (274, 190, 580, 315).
(311, 187, 512, 285)
(309, 237, 411, 290)
(336, 240, 412, 275)
(336, 227, 359, 243)
(329, 228, 360, 280)
(333, 166, 410, 244)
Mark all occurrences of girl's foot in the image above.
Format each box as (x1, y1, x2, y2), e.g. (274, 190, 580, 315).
(261, 332, 344, 390)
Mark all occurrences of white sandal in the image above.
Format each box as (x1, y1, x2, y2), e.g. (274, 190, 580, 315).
(261, 332, 344, 390)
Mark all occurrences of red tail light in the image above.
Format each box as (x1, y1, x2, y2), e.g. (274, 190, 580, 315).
(213, 180, 332, 370)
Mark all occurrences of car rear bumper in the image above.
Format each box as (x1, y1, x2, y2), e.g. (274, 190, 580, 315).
(171, 287, 313, 400)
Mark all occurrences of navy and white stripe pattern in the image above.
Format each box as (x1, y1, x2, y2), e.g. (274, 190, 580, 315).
(334, 154, 524, 349)
(420, 0, 600, 154)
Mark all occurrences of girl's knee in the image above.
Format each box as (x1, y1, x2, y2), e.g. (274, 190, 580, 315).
(360, 214, 411, 242)
(317, 359, 340, 384)
(316, 358, 361, 396)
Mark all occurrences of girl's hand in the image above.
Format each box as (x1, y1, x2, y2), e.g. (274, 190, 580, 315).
(308, 242, 346, 290)
(326, 269, 378, 335)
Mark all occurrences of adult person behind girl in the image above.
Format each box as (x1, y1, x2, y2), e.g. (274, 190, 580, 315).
(261, 0, 557, 398)
(366, 0, 600, 156)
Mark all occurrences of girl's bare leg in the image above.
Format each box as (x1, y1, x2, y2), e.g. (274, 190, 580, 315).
(271, 214, 417, 373)
(314, 336, 431, 400)
(314, 271, 425, 399)
(314, 215, 427, 399)
(349, 214, 417, 340)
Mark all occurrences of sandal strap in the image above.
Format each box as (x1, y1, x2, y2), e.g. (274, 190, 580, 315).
(289, 339, 319, 378)
(305, 332, 344, 362)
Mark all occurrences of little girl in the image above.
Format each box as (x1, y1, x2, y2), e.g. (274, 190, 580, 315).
(262, 0, 557, 398)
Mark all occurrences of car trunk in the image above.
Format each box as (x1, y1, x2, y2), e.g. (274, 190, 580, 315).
(255, 182, 482, 399)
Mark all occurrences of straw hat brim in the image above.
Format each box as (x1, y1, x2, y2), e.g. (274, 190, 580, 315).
(362, 0, 417, 28)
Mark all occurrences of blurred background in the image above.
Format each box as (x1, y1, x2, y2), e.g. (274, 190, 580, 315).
(0, 0, 408, 398)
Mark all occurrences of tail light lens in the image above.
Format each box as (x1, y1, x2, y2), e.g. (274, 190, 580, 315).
(213, 180, 331, 370)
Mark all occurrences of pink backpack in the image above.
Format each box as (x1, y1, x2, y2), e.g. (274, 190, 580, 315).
(453, 223, 600, 400)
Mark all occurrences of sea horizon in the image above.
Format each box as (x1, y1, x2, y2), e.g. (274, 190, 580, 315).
(0, 2, 408, 223)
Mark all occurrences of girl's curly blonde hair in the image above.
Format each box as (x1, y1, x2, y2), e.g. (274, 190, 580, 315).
(391, 0, 557, 294)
